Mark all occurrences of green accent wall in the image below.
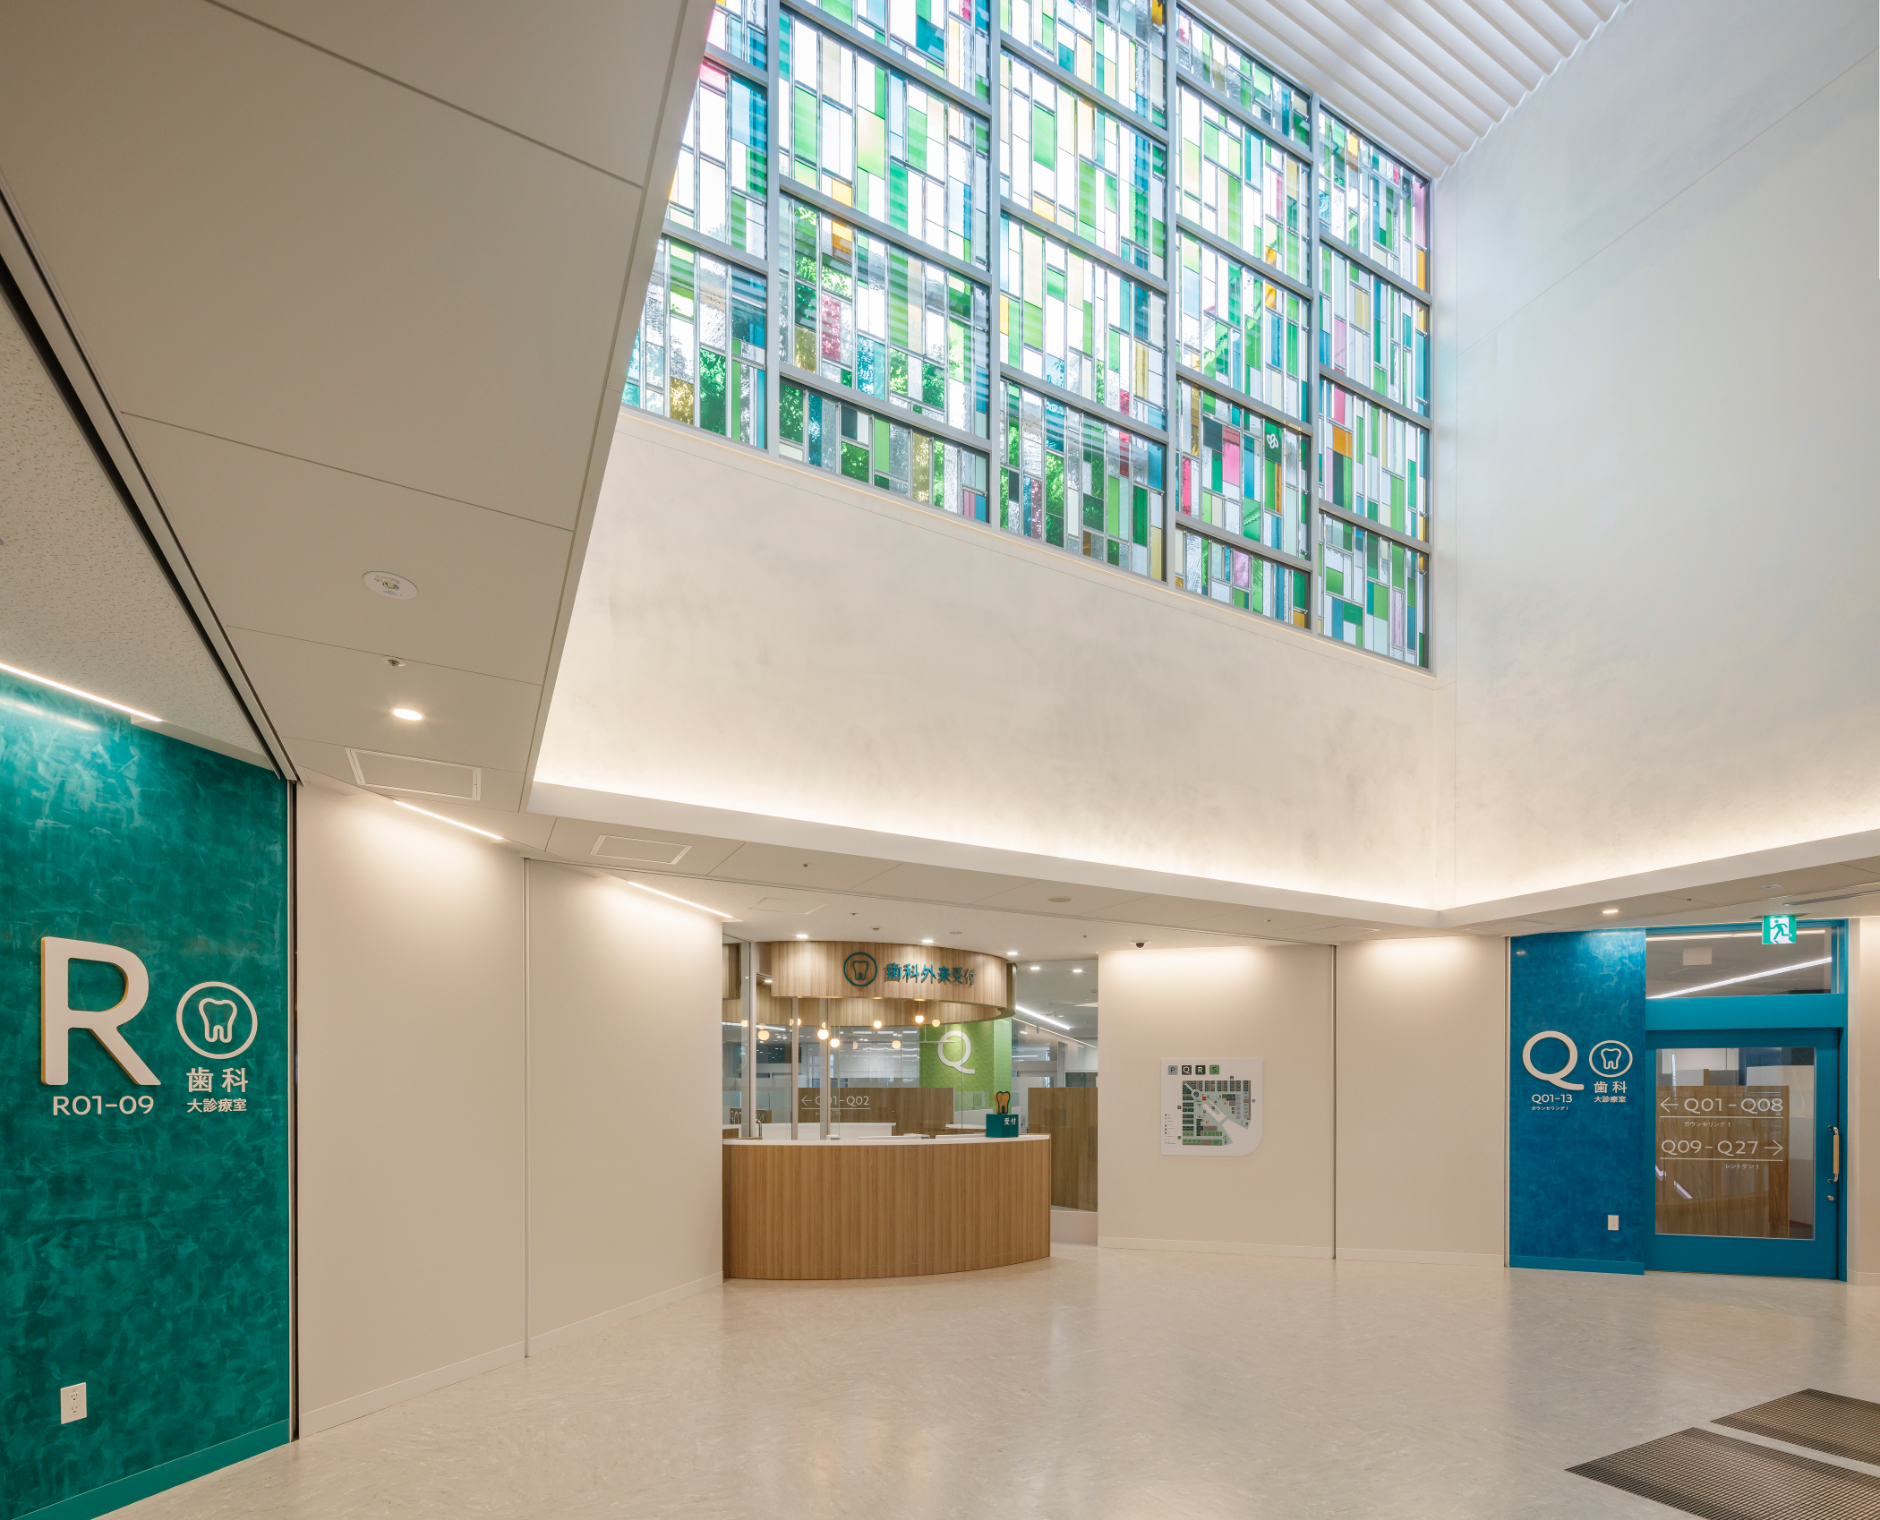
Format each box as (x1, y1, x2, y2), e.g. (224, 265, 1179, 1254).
(0, 673, 289, 1520)
(918, 1016, 1012, 1108)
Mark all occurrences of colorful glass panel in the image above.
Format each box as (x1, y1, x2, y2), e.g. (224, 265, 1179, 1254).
(794, 0, 990, 99)
(1000, 382, 1162, 577)
(1003, 0, 1164, 127)
(1001, 57, 1167, 278)
(707, 0, 767, 68)
(779, 12, 991, 269)
(1172, 11, 1309, 150)
(625, 238, 768, 447)
(1178, 87, 1307, 283)
(781, 378, 991, 517)
(668, 62, 770, 256)
(1180, 232, 1306, 422)
(785, 199, 991, 437)
(1318, 516, 1426, 666)
(1000, 216, 1164, 430)
(1316, 379, 1426, 541)
(1319, 110, 1428, 292)
(1175, 381, 1306, 557)
(1174, 529, 1307, 624)
(1318, 242, 1427, 416)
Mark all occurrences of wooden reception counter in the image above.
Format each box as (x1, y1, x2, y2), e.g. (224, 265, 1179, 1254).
(723, 1133, 1051, 1280)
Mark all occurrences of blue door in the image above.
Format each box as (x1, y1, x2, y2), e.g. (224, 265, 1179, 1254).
(1643, 924, 1846, 1281)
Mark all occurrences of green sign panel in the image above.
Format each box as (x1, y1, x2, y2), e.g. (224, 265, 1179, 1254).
(1, 673, 289, 1520)
(1762, 914, 1799, 946)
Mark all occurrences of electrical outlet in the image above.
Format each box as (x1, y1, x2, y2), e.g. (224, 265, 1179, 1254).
(1607, 1215, 1620, 1232)
(60, 1383, 87, 1424)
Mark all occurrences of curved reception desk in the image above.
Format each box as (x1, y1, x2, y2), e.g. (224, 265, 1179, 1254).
(723, 1134, 1051, 1280)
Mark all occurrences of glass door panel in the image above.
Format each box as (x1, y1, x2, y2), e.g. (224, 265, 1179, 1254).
(1646, 1030, 1840, 1279)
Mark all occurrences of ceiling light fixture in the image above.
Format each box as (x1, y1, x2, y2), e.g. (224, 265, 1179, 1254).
(1007, 950, 1019, 956)
(829, 1037, 841, 1049)
(1071, 968, 1083, 974)
(625, 880, 734, 919)
(1015, 1005, 1070, 1029)
(1601, 907, 1620, 915)
(795, 933, 809, 940)
(1649, 957, 1832, 999)
(392, 800, 504, 841)
(1029, 965, 1040, 971)
(817, 1027, 829, 1041)
(0, 659, 159, 722)
(921, 938, 934, 944)
(892, 1039, 902, 1049)
(391, 707, 423, 721)
(914, 1014, 925, 1024)
(873, 1019, 883, 1029)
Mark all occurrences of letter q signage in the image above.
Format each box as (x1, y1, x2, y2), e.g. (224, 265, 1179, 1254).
(1522, 1030, 1584, 1091)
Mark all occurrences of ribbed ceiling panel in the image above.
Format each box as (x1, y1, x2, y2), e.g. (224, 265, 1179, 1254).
(1192, 0, 1627, 175)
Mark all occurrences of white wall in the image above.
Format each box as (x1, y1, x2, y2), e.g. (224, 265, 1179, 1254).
(539, 413, 1438, 910)
(1334, 936, 1506, 1265)
(1443, 0, 1880, 907)
(295, 791, 726, 1428)
(1854, 918, 1875, 1285)
(1097, 945, 1334, 1255)
(525, 861, 723, 1347)
(295, 782, 526, 1432)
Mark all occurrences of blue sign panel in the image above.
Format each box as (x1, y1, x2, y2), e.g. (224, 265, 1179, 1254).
(1509, 931, 1649, 1273)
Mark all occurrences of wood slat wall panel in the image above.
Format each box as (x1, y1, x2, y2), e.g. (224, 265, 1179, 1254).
(723, 1138, 1052, 1279)
(1028, 1087, 1098, 1211)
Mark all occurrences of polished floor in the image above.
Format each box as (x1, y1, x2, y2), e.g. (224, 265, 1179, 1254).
(119, 1248, 1880, 1519)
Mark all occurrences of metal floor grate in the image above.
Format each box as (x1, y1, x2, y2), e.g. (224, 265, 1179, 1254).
(1716, 1389, 1880, 1467)
(1569, 1426, 1880, 1520)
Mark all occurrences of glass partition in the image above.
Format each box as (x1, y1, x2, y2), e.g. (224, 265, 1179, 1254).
(1656, 1046, 1816, 1240)
(1646, 928, 1836, 999)
(1013, 958, 1098, 1209)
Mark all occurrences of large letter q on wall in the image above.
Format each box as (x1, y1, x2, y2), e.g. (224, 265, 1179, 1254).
(42, 937, 161, 1086)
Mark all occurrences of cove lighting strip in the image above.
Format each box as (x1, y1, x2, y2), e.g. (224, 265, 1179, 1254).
(1016, 1005, 1070, 1029)
(1645, 929, 1826, 942)
(393, 800, 506, 841)
(0, 659, 159, 721)
(1648, 956, 1831, 999)
(627, 879, 734, 919)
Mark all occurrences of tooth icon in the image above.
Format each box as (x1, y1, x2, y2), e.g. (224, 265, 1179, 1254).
(198, 998, 240, 1044)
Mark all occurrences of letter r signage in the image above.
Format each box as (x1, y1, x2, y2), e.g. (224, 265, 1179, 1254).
(42, 937, 161, 1086)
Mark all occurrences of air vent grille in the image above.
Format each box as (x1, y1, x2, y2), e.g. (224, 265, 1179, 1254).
(590, 835, 691, 865)
(346, 748, 481, 800)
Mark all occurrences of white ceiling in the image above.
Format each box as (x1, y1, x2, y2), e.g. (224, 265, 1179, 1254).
(1198, 0, 1627, 175)
(0, 0, 710, 794)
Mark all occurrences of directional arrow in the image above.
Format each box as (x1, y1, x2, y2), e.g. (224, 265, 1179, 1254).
(1768, 1142, 1784, 1155)
(1660, 1097, 1677, 1113)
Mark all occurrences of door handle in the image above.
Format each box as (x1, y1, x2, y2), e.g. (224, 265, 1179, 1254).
(1832, 1125, 1840, 1184)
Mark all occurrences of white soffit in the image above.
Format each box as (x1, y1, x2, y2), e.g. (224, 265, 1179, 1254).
(1197, 0, 1627, 175)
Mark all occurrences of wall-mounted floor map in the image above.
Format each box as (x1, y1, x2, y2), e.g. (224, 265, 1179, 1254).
(1160, 1057, 1263, 1155)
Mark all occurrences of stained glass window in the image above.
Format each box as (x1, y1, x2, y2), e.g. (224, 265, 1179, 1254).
(1000, 382, 1162, 576)
(1000, 216, 1165, 430)
(1318, 243, 1427, 416)
(1001, 57, 1167, 278)
(668, 62, 770, 256)
(1178, 88, 1307, 284)
(1319, 110, 1428, 292)
(1318, 516, 1426, 665)
(1316, 379, 1426, 542)
(780, 12, 991, 269)
(1003, 0, 1164, 128)
(781, 378, 991, 516)
(785, 199, 991, 437)
(1172, 12, 1309, 150)
(1174, 530, 1308, 624)
(708, 0, 767, 68)
(1179, 232, 1306, 422)
(625, 237, 768, 447)
(1176, 381, 1307, 558)
(794, 0, 990, 99)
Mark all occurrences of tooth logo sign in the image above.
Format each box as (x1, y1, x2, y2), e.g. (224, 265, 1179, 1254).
(175, 982, 258, 1059)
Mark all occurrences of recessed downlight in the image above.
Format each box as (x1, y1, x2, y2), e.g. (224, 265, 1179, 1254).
(392, 707, 423, 721)
(795, 932, 809, 940)
(921, 937, 934, 944)
(1602, 907, 1620, 915)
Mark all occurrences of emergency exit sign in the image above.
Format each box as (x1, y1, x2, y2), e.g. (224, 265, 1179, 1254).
(1763, 914, 1798, 945)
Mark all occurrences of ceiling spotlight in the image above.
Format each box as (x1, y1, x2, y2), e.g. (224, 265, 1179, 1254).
(795, 932, 809, 940)
(873, 1019, 883, 1029)
(391, 707, 423, 721)
(1007, 950, 1019, 956)
(1072, 968, 1083, 974)
(829, 1037, 841, 1049)
(922, 938, 934, 945)
(1602, 907, 1620, 915)
(914, 1013, 925, 1024)
(757, 1029, 769, 1041)
(892, 1038, 902, 1049)
(1030, 965, 1041, 971)
(817, 1027, 829, 1041)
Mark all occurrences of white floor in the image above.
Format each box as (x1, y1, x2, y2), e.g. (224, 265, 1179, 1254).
(117, 1248, 1880, 1519)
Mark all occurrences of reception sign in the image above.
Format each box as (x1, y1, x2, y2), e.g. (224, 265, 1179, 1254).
(769, 940, 1015, 1009)
(0, 673, 289, 1520)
